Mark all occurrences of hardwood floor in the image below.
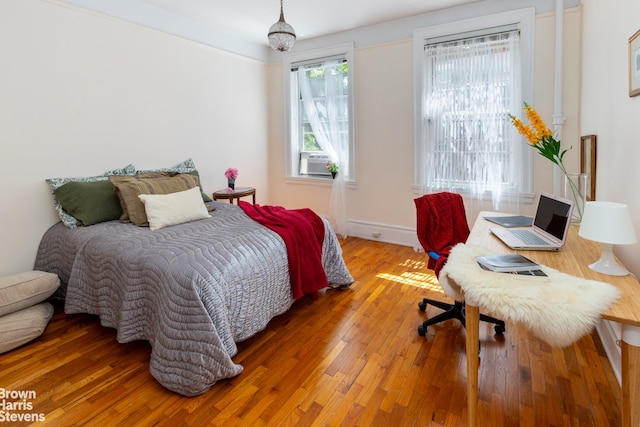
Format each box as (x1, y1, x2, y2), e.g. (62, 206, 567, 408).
(0, 238, 621, 426)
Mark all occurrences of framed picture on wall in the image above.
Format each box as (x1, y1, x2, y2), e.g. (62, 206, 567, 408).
(629, 29, 640, 97)
(580, 135, 597, 201)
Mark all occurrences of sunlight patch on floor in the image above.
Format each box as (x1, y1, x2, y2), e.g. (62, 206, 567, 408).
(398, 258, 427, 269)
(375, 258, 443, 292)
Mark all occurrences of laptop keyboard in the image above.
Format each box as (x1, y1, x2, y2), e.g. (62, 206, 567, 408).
(509, 229, 549, 245)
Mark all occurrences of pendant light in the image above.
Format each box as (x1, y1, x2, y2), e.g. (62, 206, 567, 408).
(267, 0, 296, 52)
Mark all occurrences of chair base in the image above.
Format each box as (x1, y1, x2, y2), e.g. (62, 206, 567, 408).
(417, 297, 505, 337)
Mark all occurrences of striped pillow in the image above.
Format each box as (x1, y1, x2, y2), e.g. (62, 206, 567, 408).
(110, 173, 201, 226)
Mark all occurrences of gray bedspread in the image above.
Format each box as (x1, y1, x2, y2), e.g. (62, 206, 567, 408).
(34, 202, 353, 396)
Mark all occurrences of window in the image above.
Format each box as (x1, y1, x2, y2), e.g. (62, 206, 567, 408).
(424, 29, 520, 191)
(413, 10, 534, 198)
(284, 44, 355, 180)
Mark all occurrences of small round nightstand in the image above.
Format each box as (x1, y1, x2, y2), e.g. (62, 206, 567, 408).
(211, 187, 256, 204)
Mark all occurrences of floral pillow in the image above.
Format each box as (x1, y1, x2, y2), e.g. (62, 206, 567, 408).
(135, 158, 197, 175)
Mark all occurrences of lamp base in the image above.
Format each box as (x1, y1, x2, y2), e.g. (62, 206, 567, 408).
(589, 243, 630, 276)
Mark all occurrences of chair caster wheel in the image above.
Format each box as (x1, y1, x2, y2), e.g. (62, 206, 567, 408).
(494, 324, 505, 334)
(418, 325, 426, 337)
(418, 300, 427, 312)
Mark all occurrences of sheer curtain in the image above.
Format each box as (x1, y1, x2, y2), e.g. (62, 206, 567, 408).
(299, 61, 348, 237)
(422, 30, 524, 222)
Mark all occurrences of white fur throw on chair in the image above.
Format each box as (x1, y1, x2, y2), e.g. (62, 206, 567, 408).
(439, 243, 621, 348)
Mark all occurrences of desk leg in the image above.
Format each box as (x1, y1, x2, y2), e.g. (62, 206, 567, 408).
(466, 303, 480, 427)
(621, 324, 640, 427)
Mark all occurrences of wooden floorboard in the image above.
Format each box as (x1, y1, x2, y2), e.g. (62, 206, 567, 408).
(0, 237, 622, 426)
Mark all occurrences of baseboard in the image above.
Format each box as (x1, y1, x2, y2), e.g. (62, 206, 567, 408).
(347, 220, 419, 249)
(596, 319, 622, 386)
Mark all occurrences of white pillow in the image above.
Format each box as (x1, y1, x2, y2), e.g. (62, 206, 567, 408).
(138, 187, 211, 230)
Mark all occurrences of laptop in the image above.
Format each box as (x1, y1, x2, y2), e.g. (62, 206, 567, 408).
(490, 192, 574, 251)
(483, 215, 533, 228)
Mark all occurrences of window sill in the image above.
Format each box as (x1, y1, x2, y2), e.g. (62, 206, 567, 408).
(411, 185, 535, 204)
(285, 176, 356, 188)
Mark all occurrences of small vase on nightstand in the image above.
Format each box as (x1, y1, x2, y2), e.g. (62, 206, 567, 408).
(228, 178, 235, 190)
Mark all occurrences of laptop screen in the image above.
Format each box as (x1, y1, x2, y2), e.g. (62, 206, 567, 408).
(533, 193, 573, 240)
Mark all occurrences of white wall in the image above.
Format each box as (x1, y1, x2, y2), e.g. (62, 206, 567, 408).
(267, 8, 583, 246)
(581, 0, 640, 278)
(0, 0, 269, 277)
(580, 0, 640, 382)
(0, 0, 600, 280)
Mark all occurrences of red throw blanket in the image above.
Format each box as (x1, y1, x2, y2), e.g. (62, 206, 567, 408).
(414, 192, 470, 277)
(239, 201, 328, 299)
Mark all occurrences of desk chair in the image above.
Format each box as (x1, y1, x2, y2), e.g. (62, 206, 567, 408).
(415, 192, 505, 337)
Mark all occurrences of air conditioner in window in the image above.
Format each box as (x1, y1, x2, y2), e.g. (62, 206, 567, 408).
(299, 152, 331, 176)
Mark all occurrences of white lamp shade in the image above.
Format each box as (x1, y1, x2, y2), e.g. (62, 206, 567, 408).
(579, 201, 637, 245)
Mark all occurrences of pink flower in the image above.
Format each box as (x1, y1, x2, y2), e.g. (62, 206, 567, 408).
(224, 167, 238, 180)
(225, 187, 234, 193)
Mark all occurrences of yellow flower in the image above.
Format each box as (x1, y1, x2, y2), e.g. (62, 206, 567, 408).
(509, 102, 581, 219)
(523, 104, 553, 140)
(509, 103, 567, 168)
(508, 115, 538, 145)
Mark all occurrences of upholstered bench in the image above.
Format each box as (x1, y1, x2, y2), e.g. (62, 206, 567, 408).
(0, 271, 60, 354)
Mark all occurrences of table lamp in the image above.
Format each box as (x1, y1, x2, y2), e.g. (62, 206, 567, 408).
(578, 201, 637, 276)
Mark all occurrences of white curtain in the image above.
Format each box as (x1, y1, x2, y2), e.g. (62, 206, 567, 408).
(299, 61, 348, 237)
(422, 30, 524, 221)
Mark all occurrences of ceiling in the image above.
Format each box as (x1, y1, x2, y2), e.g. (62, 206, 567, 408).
(58, 0, 480, 56)
(136, 0, 479, 44)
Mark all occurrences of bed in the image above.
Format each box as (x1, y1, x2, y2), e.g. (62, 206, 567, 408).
(34, 200, 353, 396)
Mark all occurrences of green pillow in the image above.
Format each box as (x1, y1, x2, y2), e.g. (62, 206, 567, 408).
(184, 170, 212, 202)
(53, 180, 122, 226)
(46, 163, 135, 228)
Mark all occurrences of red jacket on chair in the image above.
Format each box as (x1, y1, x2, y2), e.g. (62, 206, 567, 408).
(414, 192, 470, 278)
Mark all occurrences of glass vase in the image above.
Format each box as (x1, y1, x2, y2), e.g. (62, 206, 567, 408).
(227, 178, 235, 190)
(563, 173, 588, 223)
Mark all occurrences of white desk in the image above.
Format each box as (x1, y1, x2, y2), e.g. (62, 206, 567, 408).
(463, 212, 640, 427)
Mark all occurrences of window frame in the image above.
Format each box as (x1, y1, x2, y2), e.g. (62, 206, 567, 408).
(283, 43, 356, 182)
(412, 8, 535, 197)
